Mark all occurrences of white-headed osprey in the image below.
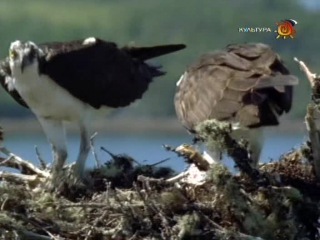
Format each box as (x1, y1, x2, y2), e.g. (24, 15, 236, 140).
(174, 43, 298, 166)
(0, 37, 185, 184)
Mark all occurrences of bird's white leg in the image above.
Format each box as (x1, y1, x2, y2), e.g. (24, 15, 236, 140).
(202, 150, 219, 164)
(73, 122, 91, 180)
(232, 128, 264, 167)
(247, 128, 264, 167)
(37, 117, 67, 182)
(205, 147, 222, 163)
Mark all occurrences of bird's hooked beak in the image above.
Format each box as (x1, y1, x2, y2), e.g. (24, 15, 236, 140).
(9, 48, 18, 61)
(9, 41, 23, 64)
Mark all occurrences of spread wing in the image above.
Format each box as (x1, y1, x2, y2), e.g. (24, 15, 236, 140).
(0, 58, 29, 108)
(174, 43, 298, 132)
(39, 38, 185, 108)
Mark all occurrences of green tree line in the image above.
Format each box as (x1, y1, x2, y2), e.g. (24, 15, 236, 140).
(0, 0, 317, 119)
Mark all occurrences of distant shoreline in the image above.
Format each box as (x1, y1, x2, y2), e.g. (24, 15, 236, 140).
(0, 117, 307, 136)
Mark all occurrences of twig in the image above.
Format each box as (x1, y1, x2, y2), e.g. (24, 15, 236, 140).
(59, 203, 145, 217)
(133, 182, 157, 214)
(137, 175, 166, 184)
(163, 144, 217, 185)
(2, 213, 64, 240)
(16, 229, 53, 240)
(0, 171, 40, 184)
(34, 145, 47, 170)
(164, 144, 210, 171)
(196, 209, 264, 239)
(295, 57, 320, 180)
(101, 217, 125, 236)
(59, 203, 109, 208)
(114, 189, 137, 226)
(294, 57, 317, 87)
(141, 175, 152, 193)
(0, 147, 50, 178)
(44, 231, 62, 240)
(128, 232, 139, 240)
(105, 181, 111, 206)
(305, 106, 320, 180)
(149, 157, 170, 167)
(1, 196, 9, 211)
(165, 171, 189, 183)
(92, 209, 109, 227)
(154, 203, 172, 238)
(84, 227, 94, 240)
(100, 146, 140, 165)
(295, 57, 320, 102)
(196, 210, 223, 231)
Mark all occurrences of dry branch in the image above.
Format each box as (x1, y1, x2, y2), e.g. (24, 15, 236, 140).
(34, 146, 47, 170)
(163, 144, 215, 185)
(294, 57, 320, 180)
(164, 144, 210, 171)
(0, 147, 50, 178)
(294, 57, 318, 87)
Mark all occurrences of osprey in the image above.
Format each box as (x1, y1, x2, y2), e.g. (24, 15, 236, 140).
(0, 37, 185, 184)
(174, 43, 298, 166)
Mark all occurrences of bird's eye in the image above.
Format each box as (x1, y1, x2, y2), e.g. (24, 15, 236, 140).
(9, 49, 18, 60)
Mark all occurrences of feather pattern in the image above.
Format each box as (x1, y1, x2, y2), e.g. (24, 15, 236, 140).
(38, 38, 185, 108)
(0, 38, 185, 109)
(174, 43, 298, 132)
(0, 58, 29, 108)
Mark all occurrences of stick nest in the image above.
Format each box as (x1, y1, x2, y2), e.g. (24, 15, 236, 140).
(0, 58, 320, 239)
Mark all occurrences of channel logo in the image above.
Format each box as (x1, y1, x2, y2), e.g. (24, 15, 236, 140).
(275, 19, 298, 39)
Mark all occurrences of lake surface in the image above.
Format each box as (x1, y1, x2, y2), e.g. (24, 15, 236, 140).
(2, 131, 306, 173)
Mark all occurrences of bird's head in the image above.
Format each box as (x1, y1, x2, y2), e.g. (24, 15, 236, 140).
(9, 40, 43, 73)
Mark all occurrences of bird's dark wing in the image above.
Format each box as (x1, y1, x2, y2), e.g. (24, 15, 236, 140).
(122, 44, 186, 61)
(39, 38, 185, 108)
(0, 58, 29, 108)
(174, 43, 298, 132)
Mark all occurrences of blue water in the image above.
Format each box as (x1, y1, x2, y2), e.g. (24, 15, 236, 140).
(2, 131, 306, 172)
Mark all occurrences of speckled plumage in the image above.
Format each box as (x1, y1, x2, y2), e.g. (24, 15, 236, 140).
(175, 43, 298, 164)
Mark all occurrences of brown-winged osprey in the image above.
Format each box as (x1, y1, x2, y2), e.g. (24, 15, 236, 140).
(174, 43, 298, 166)
(0, 37, 185, 184)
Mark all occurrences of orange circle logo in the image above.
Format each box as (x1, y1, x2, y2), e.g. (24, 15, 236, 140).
(276, 20, 297, 39)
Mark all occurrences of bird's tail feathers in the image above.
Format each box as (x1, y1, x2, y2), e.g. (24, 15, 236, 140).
(146, 64, 166, 78)
(123, 44, 186, 61)
(255, 75, 299, 89)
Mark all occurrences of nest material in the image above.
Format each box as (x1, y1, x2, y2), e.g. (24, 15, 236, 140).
(0, 138, 319, 240)
(0, 57, 319, 239)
